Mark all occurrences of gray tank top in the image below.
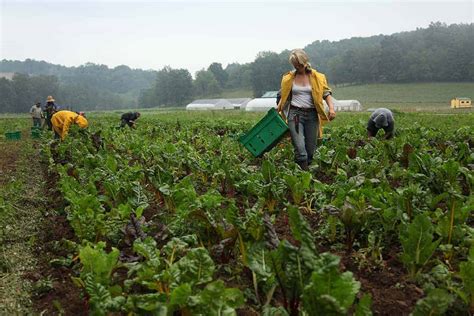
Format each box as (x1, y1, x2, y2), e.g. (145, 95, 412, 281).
(291, 82, 313, 109)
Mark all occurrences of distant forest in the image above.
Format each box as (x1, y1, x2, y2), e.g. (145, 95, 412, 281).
(0, 22, 472, 113)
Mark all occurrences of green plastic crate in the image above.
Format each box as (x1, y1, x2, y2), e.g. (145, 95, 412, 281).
(5, 131, 21, 141)
(239, 108, 288, 157)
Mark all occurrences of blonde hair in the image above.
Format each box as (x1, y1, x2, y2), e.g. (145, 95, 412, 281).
(289, 49, 311, 71)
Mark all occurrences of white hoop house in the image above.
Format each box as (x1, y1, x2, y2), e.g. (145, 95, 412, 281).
(332, 99, 363, 111)
(186, 99, 233, 110)
(245, 91, 278, 112)
(228, 98, 252, 110)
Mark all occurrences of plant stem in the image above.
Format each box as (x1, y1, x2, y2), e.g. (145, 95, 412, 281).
(252, 271, 260, 304)
(447, 200, 455, 245)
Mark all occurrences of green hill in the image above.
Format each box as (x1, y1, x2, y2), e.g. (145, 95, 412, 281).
(333, 82, 473, 111)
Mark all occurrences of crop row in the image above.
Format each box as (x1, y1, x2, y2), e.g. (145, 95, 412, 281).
(44, 113, 473, 315)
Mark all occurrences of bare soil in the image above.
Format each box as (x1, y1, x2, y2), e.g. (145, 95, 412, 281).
(29, 162, 87, 315)
(0, 141, 21, 184)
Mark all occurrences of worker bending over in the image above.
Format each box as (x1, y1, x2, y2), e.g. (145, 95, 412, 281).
(367, 108, 395, 139)
(51, 110, 88, 140)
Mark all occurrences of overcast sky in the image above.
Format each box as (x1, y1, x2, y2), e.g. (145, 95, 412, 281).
(1, 0, 472, 75)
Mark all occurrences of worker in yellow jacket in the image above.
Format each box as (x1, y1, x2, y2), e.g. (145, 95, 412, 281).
(277, 49, 336, 170)
(51, 110, 89, 140)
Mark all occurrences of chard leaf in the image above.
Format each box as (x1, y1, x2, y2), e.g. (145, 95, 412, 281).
(125, 293, 168, 314)
(162, 234, 199, 259)
(262, 306, 290, 316)
(355, 293, 373, 316)
(302, 253, 361, 315)
(400, 213, 440, 277)
(288, 205, 318, 266)
(247, 242, 274, 279)
(284, 172, 311, 204)
(169, 248, 215, 288)
(79, 242, 119, 286)
(133, 237, 161, 270)
(83, 274, 125, 314)
(169, 283, 192, 307)
(411, 289, 454, 316)
(187, 280, 244, 315)
(459, 247, 474, 306)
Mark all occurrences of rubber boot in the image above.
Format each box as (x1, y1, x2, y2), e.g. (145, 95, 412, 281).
(297, 160, 309, 171)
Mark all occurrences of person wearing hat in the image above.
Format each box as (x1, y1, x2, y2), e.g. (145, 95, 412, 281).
(44, 95, 57, 130)
(367, 108, 395, 139)
(120, 112, 141, 128)
(51, 110, 88, 140)
(30, 102, 43, 128)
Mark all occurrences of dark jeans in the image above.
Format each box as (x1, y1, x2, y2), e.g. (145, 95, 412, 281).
(120, 119, 133, 128)
(367, 120, 394, 138)
(32, 118, 42, 128)
(45, 117, 53, 130)
(288, 107, 319, 163)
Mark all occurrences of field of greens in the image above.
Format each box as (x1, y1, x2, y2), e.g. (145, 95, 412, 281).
(1, 110, 473, 315)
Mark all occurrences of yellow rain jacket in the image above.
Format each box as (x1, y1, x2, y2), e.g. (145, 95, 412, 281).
(277, 69, 332, 137)
(51, 110, 88, 140)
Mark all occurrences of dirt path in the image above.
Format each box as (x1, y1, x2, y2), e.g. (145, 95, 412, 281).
(0, 138, 43, 314)
(0, 133, 85, 315)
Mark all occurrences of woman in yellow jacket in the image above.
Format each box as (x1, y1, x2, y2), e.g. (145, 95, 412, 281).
(277, 49, 336, 170)
(51, 110, 89, 140)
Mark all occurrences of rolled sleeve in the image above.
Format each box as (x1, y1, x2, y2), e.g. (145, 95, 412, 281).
(321, 75, 332, 100)
(323, 90, 332, 99)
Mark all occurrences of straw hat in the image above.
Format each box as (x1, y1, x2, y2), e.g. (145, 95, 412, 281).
(46, 96, 55, 102)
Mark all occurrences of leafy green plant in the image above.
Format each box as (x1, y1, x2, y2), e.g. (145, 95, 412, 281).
(248, 206, 363, 315)
(83, 274, 126, 315)
(411, 288, 454, 316)
(354, 231, 384, 271)
(339, 196, 372, 252)
(44, 110, 474, 313)
(75, 242, 123, 314)
(79, 242, 119, 285)
(186, 280, 245, 315)
(302, 253, 361, 315)
(260, 160, 285, 212)
(400, 213, 441, 278)
(459, 246, 474, 312)
(396, 183, 425, 221)
(167, 247, 215, 289)
(355, 293, 373, 316)
(284, 172, 311, 205)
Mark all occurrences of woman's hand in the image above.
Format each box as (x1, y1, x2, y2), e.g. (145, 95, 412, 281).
(325, 95, 336, 121)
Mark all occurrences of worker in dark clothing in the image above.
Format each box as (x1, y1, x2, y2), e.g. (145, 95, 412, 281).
(44, 95, 58, 130)
(120, 112, 141, 128)
(367, 108, 395, 139)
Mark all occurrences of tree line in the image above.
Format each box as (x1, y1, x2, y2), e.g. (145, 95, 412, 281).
(0, 22, 472, 112)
